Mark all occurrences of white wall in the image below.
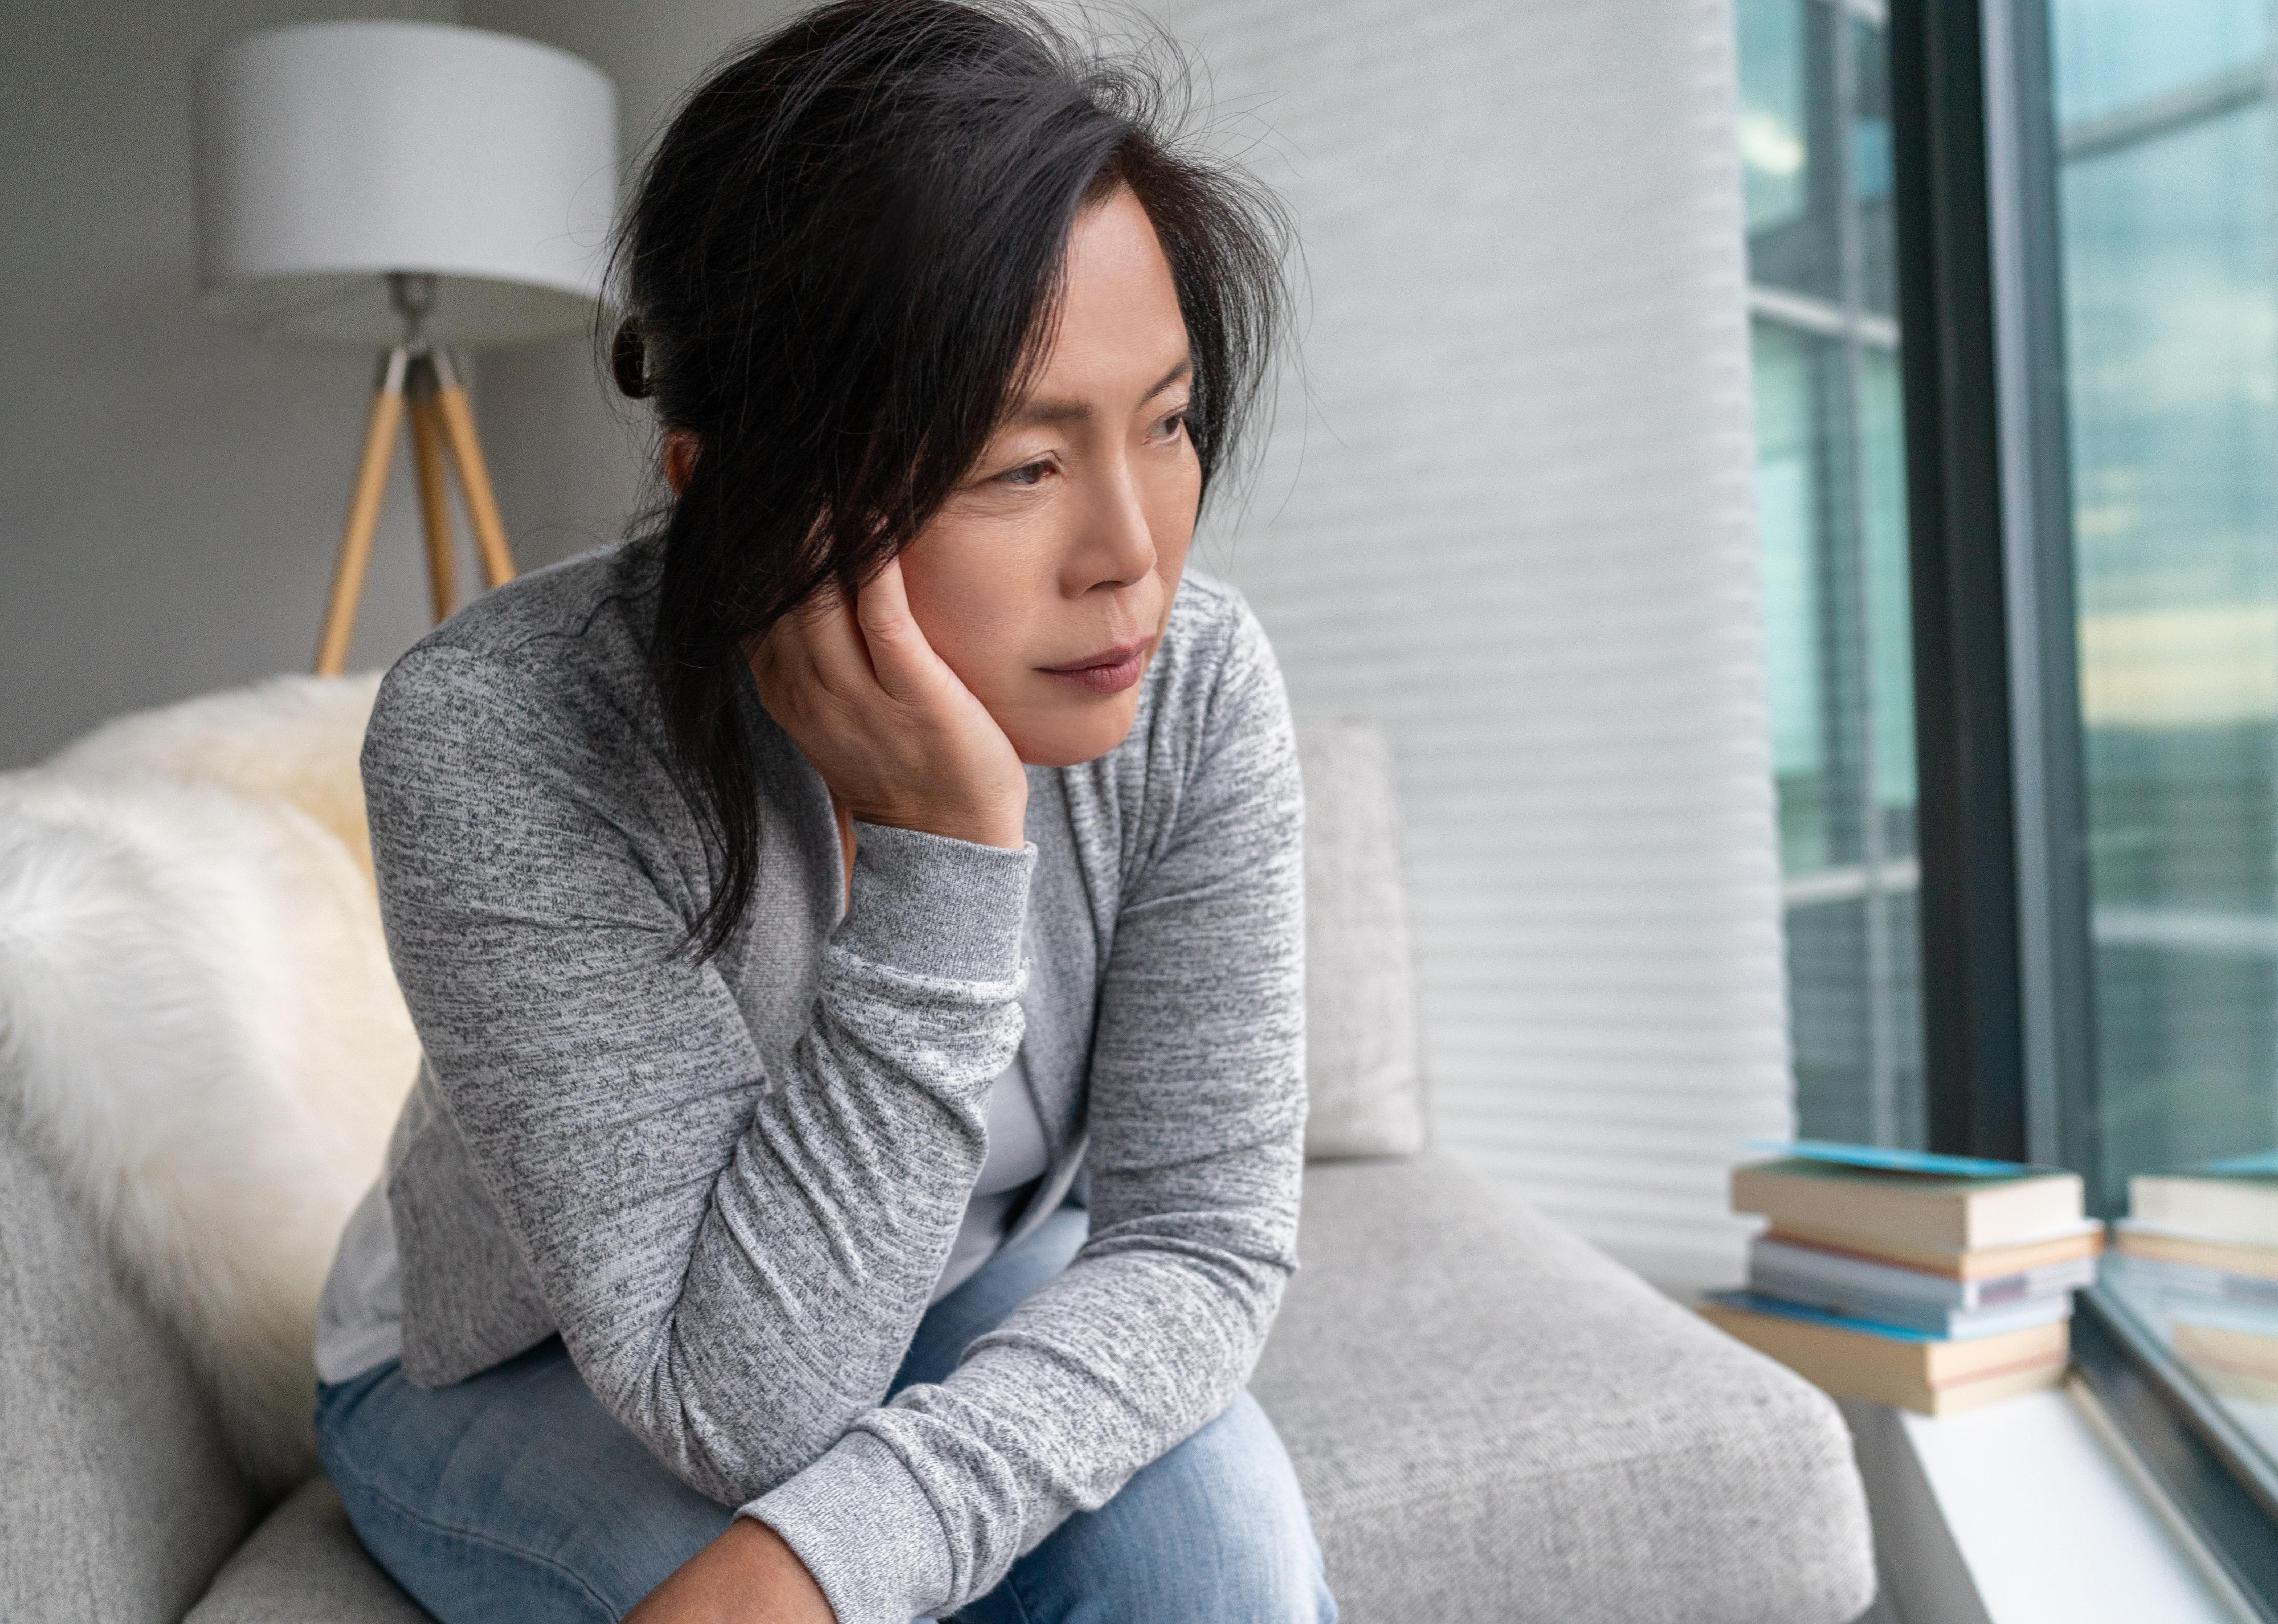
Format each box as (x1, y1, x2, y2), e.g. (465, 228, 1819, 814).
(0, 0, 459, 769)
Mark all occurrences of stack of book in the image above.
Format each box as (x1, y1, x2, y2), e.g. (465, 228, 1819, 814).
(2106, 1152, 2278, 1407)
(1701, 1143, 2102, 1416)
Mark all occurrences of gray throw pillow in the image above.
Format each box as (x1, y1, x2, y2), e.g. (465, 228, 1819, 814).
(1293, 716, 1428, 1159)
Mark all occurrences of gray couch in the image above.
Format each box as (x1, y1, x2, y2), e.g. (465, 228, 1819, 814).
(0, 695, 1876, 1623)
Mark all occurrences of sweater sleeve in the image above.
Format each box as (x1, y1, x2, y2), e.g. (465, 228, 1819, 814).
(743, 596, 1310, 1623)
(360, 644, 1034, 1513)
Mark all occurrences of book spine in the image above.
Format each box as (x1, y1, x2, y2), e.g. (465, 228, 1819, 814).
(1749, 1238, 2096, 1312)
(1749, 1239, 1962, 1307)
(1746, 1266, 2074, 1340)
(2106, 1254, 2278, 1313)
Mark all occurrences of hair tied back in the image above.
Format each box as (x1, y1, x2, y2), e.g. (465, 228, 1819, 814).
(611, 317, 652, 399)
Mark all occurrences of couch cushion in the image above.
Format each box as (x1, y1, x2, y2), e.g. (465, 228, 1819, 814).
(1293, 717, 1427, 1158)
(1253, 1153, 1876, 1624)
(185, 1477, 430, 1624)
(0, 1107, 259, 1623)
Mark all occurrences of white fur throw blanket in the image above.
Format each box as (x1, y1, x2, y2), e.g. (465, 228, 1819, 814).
(0, 674, 419, 1497)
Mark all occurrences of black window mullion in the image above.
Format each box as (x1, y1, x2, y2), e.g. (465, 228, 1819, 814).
(1888, 0, 2028, 1161)
(1979, 0, 2101, 1183)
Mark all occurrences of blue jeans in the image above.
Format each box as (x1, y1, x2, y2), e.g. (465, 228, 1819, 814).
(315, 1203, 1337, 1623)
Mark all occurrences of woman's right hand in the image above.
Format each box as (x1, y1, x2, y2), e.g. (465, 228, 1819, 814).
(749, 554, 1028, 851)
(623, 1517, 837, 1624)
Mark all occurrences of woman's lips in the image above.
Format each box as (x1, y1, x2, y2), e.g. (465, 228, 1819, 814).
(1040, 638, 1152, 696)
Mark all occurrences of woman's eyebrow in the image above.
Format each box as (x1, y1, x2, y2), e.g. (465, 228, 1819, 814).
(1011, 355, 1194, 427)
(1140, 355, 1194, 402)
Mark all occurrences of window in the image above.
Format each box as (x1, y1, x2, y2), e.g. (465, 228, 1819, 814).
(1742, 0, 2278, 1570)
(1738, 0, 1926, 1149)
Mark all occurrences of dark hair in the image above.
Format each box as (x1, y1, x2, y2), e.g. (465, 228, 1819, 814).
(605, 0, 1289, 963)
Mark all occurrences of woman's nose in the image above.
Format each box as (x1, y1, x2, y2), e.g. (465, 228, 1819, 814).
(1069, 460, 1158, 594)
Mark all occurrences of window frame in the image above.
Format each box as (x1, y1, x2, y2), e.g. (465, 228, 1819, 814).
(1885, 0, 2278, 1589)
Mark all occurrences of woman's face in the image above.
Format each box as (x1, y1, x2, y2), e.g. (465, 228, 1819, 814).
(897, 185, 1199, 768)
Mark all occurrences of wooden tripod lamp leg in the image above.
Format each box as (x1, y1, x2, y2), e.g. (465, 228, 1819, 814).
(429, 349, 517, 590)
(316, 347, 411, 676)
(408, 389, 457, 625)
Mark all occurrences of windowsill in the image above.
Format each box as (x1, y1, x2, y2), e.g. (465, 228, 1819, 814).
(1839, 1382, 2243, 1624)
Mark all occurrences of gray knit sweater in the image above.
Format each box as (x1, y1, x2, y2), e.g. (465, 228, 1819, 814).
(358, 532, 1308, 1624)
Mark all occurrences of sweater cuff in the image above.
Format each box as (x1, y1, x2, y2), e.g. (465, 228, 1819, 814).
(835, 821, 1035, 985)
(741, 1427, 954, 1624)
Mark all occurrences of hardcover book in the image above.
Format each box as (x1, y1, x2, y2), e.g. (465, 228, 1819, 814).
(1747, 1236, 2091, 1336)
(1698, 1290, 2069, 1417)
(2111, 1221, 2278, 1284)
(2128, 1165, 2278, 1249)
(1731, 1142, 2084, 1252)
(1762, 1220, 2103, 1281)
(2103, 1251, 2278, 1313)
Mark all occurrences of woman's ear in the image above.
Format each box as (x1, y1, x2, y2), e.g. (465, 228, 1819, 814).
(663, 429, 699, 496)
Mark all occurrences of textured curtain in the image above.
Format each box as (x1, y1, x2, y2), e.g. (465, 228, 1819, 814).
(1162, 0, 1786, 1295)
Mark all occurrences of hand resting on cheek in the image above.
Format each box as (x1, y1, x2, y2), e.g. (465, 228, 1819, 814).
(748, 553, 1030, 855)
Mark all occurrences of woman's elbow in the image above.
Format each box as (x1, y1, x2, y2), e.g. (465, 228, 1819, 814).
(607, 1339, 871, 1505)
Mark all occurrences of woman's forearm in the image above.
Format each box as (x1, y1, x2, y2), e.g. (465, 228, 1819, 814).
(598, 822, 1038, 1492)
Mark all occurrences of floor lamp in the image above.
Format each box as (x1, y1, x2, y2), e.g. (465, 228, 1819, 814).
(191, 20, 619, 675)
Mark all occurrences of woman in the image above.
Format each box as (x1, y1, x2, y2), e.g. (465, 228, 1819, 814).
(311, 3, 1330, 1621)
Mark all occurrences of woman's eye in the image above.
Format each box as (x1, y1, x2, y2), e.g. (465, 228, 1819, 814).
(998, 459, 1051, 488)
(1154, 411, 1190, 443)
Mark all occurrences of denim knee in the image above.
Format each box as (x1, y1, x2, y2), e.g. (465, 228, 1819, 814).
(313, 1346, 733, 1624)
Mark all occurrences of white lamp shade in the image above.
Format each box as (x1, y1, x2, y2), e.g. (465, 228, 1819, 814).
(194, 21, 619, 346)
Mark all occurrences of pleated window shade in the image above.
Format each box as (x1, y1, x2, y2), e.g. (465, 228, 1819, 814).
(1158, 0, 1786, 1295)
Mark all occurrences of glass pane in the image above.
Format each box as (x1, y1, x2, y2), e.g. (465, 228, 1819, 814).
(1739, 0, 1811, 236)
(1861, 347, 1915, 819)
(1739, 0, 1842, 302)
(2053, 0, 2268, 128)
(1756, 321, 1831, 873)
(1850, 12, 1897, 317)
(1738, 0, 1924, 1149)
(2052, 0, 2278, 1492)
(2056, 25, 2278, 1209)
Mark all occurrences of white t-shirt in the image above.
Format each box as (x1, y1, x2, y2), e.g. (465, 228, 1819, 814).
(314, 1049, 1054, 1385)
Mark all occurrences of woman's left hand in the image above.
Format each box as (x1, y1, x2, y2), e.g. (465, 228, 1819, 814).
(623, 1517, 838, 1624)
(748, 554, 1028, 851)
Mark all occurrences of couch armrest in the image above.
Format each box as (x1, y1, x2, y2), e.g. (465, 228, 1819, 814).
(1252, 1152, 1877, 1624)
(185, 1477, 430, 1624)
